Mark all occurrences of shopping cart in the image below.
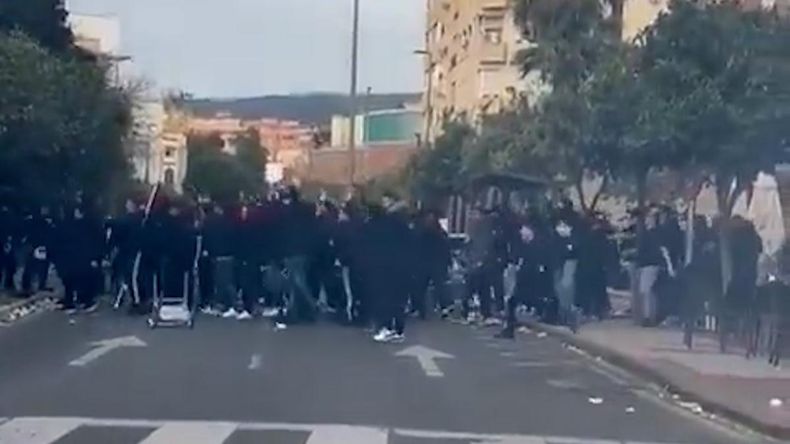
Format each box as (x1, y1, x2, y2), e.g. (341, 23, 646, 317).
(147, 236, 201, 329)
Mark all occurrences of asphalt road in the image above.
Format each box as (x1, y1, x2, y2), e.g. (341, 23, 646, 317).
(0, 308, 766, 444)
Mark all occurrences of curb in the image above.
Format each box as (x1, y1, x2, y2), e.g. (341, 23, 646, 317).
(0, 293, 56, 325)
(522, 319, 790, 441)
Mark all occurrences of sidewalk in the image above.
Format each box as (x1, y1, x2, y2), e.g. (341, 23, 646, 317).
(0, 291, 56, 325)
(525, 318, 790, 440)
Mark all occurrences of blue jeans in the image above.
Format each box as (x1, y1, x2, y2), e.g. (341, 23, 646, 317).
(284, 256, 316, 322)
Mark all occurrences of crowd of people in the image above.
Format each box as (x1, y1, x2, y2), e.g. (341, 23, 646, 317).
(1, 186, 624, 342)
(4, 184, 781, 356)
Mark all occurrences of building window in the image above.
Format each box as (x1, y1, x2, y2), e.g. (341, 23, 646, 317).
(165, 147, 175, 159)
(485, 28, 502, 44)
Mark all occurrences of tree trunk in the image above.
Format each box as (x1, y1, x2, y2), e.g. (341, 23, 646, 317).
(589, 174, 609, 212)
(636, 172, 647, 253)
(716, 176, 735, 295)
(575, 175, 588, 213)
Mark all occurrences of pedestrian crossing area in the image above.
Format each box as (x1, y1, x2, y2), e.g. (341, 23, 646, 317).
(0, 417, 685, 444)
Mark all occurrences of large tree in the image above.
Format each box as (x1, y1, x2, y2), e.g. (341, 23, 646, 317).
(0, 32, 132, 206)
(184, 131, 268, 203)
(0, 0, 73, 53)
(403, 122, 473, 205)
(632, 0, 790, 284)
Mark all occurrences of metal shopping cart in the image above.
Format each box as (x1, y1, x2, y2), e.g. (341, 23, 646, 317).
(147, 236, 201, 329)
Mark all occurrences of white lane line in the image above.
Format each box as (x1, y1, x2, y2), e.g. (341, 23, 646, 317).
(499, 351, 517, 357)
(306, 425, 388, 444)
(138, 421, 236, 444)
(476, 437, 544, 443)
(248, 353, 262, 370)
(513, 360, 580, 368)
(0, 417, 82, 444)
(546, 379, 585, 390)
(513, 361, 553, 368)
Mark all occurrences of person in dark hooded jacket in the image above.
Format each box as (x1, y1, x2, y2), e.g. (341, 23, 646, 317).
(20, 205, 55, 296)
(409, 209, 451, 318)
(279, 186, 318, 323)
(366, 193, 414, 342)
(56, 205, 104, 311)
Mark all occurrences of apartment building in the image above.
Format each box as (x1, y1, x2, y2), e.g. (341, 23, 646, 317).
(423, 0, 539, 141)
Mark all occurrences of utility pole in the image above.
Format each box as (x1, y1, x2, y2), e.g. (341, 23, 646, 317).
(348, 0, 361, 187)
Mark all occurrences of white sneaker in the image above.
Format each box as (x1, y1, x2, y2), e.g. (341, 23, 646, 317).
(373, 328, 393, 342)
(236, 310, 253, 320)
(388, 333, 405, 343)
(222, 308, 239, 319)
(261, 307, 279, 318)
(483, 317, 503, 327)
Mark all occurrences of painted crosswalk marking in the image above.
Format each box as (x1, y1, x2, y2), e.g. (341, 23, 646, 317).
(138, 421, 236, 444)
(0, 417, 688, 444)
(0, 417, 82, 444)
(305, 425, 388, 444)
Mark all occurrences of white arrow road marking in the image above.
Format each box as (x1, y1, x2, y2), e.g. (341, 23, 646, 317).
(139, 421, 235, 444)
(248, 353, 262, 370)
(306, 425, 388, 444)
(394, 345, 455, 378)
(68, 336, 147, 367)
(0, 417, 82, 444)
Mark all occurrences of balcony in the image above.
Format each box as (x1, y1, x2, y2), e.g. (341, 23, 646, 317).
(480, 0, 508, 12)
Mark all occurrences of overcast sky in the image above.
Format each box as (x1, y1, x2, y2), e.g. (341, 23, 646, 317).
(66, 0, 425, 98)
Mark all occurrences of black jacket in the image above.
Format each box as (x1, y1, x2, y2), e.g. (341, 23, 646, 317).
(202, 213, 234, 258)
(56, 216, 103, 274)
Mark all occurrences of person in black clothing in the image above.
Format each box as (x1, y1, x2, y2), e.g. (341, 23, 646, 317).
(201, 203, 236, 316)
(0, 205, 19, 292)
(56, 205, 104, 311)
(367, 194, 413, 342)
(335, 202, 367, 325)
(680, 216, 720, 350)
(157, 203, 199, 311)
(20, 205, 55, 297)
(108, 199, 143, 308)
(575, 215, 612, 319)
(279, 186, 318, 324)
(720, 215, 762, 352)
(635, 210, 664, 325)
(498, 223, 555, 338)
(234, 204, 260, 320)
(309, 199, 343, 315)
(466, 207, 506, 322)
(409, 210, 451, 319)
(132, 201, 170, 315)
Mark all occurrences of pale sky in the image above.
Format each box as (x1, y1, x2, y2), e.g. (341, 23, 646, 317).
(66, 0, 425, 98)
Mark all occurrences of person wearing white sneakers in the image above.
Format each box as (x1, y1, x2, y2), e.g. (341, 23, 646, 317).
(202, 205, 237, 319)
(366, 193, 412, 344)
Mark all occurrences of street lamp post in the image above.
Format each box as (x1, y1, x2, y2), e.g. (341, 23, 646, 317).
(348, 0, 361, 187)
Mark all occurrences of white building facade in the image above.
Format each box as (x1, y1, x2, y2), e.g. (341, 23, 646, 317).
(70, 13, 187, 192)
(131, 102, 188, 193)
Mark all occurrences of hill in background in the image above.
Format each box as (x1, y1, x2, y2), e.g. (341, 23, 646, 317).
(183, 92, 421, 125)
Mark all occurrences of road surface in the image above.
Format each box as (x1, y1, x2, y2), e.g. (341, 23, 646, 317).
(0, 309, 764, 443)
